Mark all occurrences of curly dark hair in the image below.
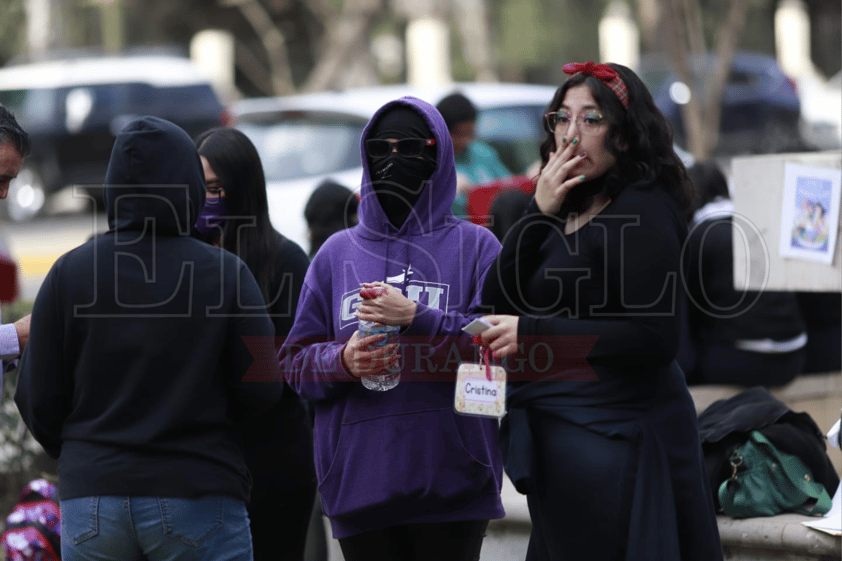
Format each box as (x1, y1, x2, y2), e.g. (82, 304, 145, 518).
(538, 63, 691, 216)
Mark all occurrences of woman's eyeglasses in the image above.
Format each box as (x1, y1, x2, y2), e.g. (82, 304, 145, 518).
(206, 184, 224, 196)
(544, 110, 606, 134)
(365, 138, 436, 159)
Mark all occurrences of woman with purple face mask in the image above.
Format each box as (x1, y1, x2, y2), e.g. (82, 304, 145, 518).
(193, 159, 228, 246)
(195, 128, 317, 561)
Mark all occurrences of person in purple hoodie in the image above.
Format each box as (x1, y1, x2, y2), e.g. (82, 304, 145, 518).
(280, 97, 504, 560)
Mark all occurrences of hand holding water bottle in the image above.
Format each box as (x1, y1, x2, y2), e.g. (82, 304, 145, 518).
(350, 282, 414, 391)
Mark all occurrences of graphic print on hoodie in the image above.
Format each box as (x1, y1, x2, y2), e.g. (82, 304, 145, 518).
(280, 97, 505, 539)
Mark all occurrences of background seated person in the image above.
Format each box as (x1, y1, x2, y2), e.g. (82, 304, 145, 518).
(436, 92, 511, 216)
(679, 160, 807, 387)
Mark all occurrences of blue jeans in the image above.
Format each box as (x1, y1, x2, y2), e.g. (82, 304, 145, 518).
(61, 496, 253, 561)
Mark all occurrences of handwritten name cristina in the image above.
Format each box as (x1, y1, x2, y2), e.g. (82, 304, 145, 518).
(464, 383, 497, 397)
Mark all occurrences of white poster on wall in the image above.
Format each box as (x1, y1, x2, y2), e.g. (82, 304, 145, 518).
(778, 163, 841, 264)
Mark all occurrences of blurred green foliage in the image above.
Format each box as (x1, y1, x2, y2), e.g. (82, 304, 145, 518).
(492, 0, 604, 84)
(1, 301, 33, 324)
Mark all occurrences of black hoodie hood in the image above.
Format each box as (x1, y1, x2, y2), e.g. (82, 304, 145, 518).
(104, 116, 205, 235)
(357, 96, 457, 239)
(366, 104, 437, 228)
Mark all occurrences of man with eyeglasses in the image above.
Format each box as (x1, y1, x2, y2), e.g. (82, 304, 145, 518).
(0, 106, 32, 379)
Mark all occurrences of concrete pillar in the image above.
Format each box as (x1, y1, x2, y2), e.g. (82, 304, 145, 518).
(599, 1, 640, 71)
(97, 0, 124, 54)
(453, 0, 498, 82)
(25, 0, 52, 59)
(371, 33, 404, 79)
(405, 17, 452, 87)
(191, 30, 237, 103)
(775, 0, 817, 79)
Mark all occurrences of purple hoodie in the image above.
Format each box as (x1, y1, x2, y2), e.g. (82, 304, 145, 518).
(280, 97, 504, 538)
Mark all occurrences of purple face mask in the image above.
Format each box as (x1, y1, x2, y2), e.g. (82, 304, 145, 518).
(194, 196, 228, 236)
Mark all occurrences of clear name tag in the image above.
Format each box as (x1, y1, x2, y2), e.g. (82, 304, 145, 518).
(454, 362, 506, 419)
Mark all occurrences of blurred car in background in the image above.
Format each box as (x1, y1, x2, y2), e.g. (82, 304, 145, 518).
(232, 82, 558, 250)
(0, 53, 229, 221)
(798, 70, 842, 150)
(639, 52, 802, 155)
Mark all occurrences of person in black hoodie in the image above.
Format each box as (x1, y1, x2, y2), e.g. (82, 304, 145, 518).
(14, 116, 281, 561)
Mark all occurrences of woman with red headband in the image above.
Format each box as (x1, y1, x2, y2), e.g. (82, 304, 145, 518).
(479, 63, 723, 560)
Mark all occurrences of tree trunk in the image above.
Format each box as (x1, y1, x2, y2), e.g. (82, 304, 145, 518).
(703, 0, 749, 155)
(633, 0, 660, 52)
(98, 0, 125, 55)
(233, 38, 276, 97)
(452, 0, 498, 81)
(664, 0, 707, 157)
(300, 0, 385, 93)
(662, 0, 748, 159)
(223, 0, 295, 95)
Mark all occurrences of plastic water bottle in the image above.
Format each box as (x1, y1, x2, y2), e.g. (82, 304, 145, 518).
(358, 319, 401, 391)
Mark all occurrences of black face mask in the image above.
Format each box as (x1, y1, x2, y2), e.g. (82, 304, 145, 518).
(367, 106, 437, 228)
(370, 153, 435, 226)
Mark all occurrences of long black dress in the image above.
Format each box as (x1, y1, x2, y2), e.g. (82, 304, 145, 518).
(482, 184, 723, 561)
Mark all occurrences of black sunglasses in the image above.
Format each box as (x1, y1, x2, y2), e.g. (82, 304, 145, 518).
(365, 138, 436, 159)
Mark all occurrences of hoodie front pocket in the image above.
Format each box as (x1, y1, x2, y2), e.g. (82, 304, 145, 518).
(318, 408, 496, 519)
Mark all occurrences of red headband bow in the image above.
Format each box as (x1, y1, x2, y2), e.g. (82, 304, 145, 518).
(562, 62, 629, 108)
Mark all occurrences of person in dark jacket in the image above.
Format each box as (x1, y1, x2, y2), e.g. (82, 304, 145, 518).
(679, 160, 807, 386)
(194, 126, 316, 561)
(14, 116, 281, 561)
(795, 291, 840, 374)
(478, 62, 723, 560)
